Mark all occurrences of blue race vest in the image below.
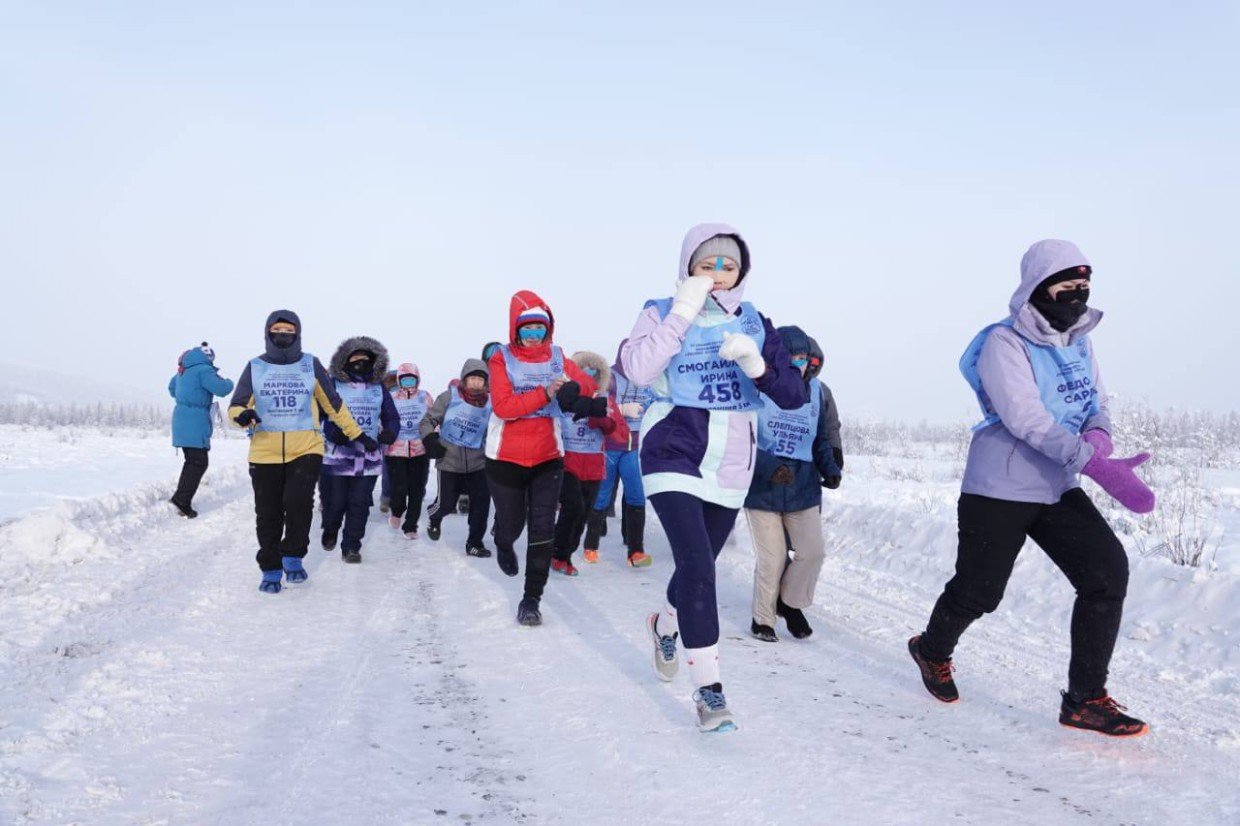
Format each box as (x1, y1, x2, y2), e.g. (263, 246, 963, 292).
(649, 298, 766, 412)
(499, 344, 564, 419)
(757, 380, 820, 462)
(441, 392, 492, 449)
(615, 372, 654, 434)
(960, 319, 1101, 434)
(336, 382, 383, 439)
(392, 391, 430, 442)
(559, 406, 606, 454)
(251, 354, 316, 432)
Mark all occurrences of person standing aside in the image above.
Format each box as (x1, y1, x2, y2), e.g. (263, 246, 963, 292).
(168, 342, 234, 518)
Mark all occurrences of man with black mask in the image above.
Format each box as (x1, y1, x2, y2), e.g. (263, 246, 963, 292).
(228, 310, 364, 594)
(909, 240, 1156, 739)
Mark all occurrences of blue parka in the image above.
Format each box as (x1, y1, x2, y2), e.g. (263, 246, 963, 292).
(744, 326, 841, 513)
(169, 348, 235, 449)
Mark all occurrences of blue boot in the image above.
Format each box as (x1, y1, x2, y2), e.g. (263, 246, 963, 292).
(283, 556, 308, 584)
(259, 570, 283, 594)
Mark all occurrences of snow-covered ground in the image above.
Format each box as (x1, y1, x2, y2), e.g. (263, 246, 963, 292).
(0, 429, 1237, 824)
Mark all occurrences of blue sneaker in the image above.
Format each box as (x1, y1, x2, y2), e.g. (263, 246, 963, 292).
(283, 556, 308, 584)
(259, 570, 283, 594)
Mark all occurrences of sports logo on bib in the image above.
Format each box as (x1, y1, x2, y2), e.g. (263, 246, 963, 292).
(741, 315, 762, 336)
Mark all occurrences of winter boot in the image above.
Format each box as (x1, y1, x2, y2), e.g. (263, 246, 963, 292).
(497, 545, 519, 577)
(282, 556, 308, 584)
(342, 550, 362, 564)
(692, 683, 737, 733)
(750, 620, 778, 643)
(259, 570, 282, 594)
(426, 521, 442, 541)
(322, 532, 338, 551)
(647, 612, 679, 682)
(622, 502, 647, 553)
(777, 598, 813, 639)
(170, 498, 198, 519)
(551, 558, 579, 577)
(517, 597, 542, 627)
(1059, 691, 1148, 737)
(466, 543, 492, 558)
(908, 635, 959, 703)
(388, 515, 401, 530)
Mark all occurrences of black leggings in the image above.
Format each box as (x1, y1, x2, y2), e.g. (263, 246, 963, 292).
(385, 455, 431, 531)
(173, 447, 209, 507)
(921, 489, 1129, 696)
(487, 458, 563, 601)
(553, 472, 600, 562)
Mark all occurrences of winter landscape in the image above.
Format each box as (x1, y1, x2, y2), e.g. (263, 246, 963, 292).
(1, 404, 1236, 824)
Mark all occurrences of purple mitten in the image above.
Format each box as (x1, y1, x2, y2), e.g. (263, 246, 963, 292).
(1082, 428, 1114, 458)
(1081, 451, 1156, 514)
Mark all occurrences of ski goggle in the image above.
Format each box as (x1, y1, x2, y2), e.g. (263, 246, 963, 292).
(518, 326, 547, 343)
(584, 367, 599, 377)
(399, 376, 418, 388)
(791, 357, 809, 369)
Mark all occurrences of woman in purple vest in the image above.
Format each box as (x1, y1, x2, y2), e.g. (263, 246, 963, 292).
(909, 239, 1155, 738)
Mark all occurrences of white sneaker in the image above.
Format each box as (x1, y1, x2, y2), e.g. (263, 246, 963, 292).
(647, 613, 678, 682)
(692, 684, 737, 733)
(388, 515, 401, 530)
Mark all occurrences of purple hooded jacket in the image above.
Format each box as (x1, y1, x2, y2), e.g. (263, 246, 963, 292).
(961, 239, 1112, 504)
(620, 223, 805, 508)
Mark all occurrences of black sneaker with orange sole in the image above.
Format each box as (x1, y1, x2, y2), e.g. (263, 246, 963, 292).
(1059, 692, 1149, 737)
(908, 635, 959, 703)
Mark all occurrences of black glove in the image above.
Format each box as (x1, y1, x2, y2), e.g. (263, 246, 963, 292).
(234, 409, 260, 427)
(327, 428, 352, 446)
(587, 397, 608, 418)
(555, 381, 581, 410)
(422, 433, 448, 460)
(832, 447, 844, 471)
(377, 429, 397, 445)
(358, 434, 380, 452)
(822, 475, 842, 490)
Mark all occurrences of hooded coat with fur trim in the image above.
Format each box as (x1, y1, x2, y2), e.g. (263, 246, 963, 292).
(322, 336, 401, 476)
(563, 351, 628, 482)
(485, 290, 598, 468)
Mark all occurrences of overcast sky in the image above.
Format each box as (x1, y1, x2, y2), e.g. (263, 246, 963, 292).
(2, 1, 1236, 419)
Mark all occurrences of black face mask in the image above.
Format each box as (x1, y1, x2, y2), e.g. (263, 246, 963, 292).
(1031, 286, 1090, 332)
(346, 359, 374, 380)
(270, 332, 297, 349)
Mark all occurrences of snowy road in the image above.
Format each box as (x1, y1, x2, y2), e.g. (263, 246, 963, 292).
(0, 468, 1237, 824)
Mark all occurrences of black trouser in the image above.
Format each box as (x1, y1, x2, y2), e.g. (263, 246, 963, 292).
(921, 489, 1129, 696)
(250, 454, 323, 572)
(173, 447, 209, 507)
(322, 474, 379, 553)
(428, 468, 491, 547)
(487, 458, 563, 601)
(553, 472, 600, 563)
(385, 455, 431, 531)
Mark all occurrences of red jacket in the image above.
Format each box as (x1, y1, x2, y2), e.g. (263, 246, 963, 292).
(565, 396, 629, 481)
(486, 290, 597, 468)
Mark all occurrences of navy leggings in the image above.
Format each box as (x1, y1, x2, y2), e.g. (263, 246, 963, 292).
(649, 491, 740, 649)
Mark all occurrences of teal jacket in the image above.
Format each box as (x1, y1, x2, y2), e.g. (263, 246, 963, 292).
(169, 348, 235, 449)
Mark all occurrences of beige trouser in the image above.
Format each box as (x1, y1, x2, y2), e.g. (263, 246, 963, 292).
(745, 507, 827, 627)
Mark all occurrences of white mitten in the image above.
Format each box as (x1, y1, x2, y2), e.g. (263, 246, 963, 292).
(670, 275, 715, 321)
(719, 332, 766, 379)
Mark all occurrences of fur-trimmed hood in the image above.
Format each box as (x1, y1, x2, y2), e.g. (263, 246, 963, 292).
(571, 351, 610, 396)
(329, 336, 390, 383)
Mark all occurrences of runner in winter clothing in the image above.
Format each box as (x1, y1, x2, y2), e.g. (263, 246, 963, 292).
(743, 325, 841, 642)
(583, 339, 654, 567)
(229, 310, 363, 593)
(910, 239, 1154, 738)
(486, 290, 602, 626)
(551, 351, 628, 576)
(169, 343, 234, 518)
(621, 223, 804, 732)
(806, 335, 844, 477)
(320, 336, 400, 563)
(379, 369, 398, 514)
(422, 358, 494, 558)
(457, 343, 504, 518)
(385, 362, 433, 538)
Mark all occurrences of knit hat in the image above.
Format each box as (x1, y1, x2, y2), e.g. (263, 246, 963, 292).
(1034, 265, 1093, 300)
(688, 234, 743, 274)
(515, 307, 551, 328)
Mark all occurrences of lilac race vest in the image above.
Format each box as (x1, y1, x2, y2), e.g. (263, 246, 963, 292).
(499, 344, 564, 419)
(648, 298, 766, 412)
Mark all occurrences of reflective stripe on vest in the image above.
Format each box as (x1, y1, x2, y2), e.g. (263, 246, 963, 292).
(499, 344, 564, 419)
(251, 354, 316, 432)
(757, 380, 820, 462)
(648, 297, 766, 412)
(959, 318, 1100, 434)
